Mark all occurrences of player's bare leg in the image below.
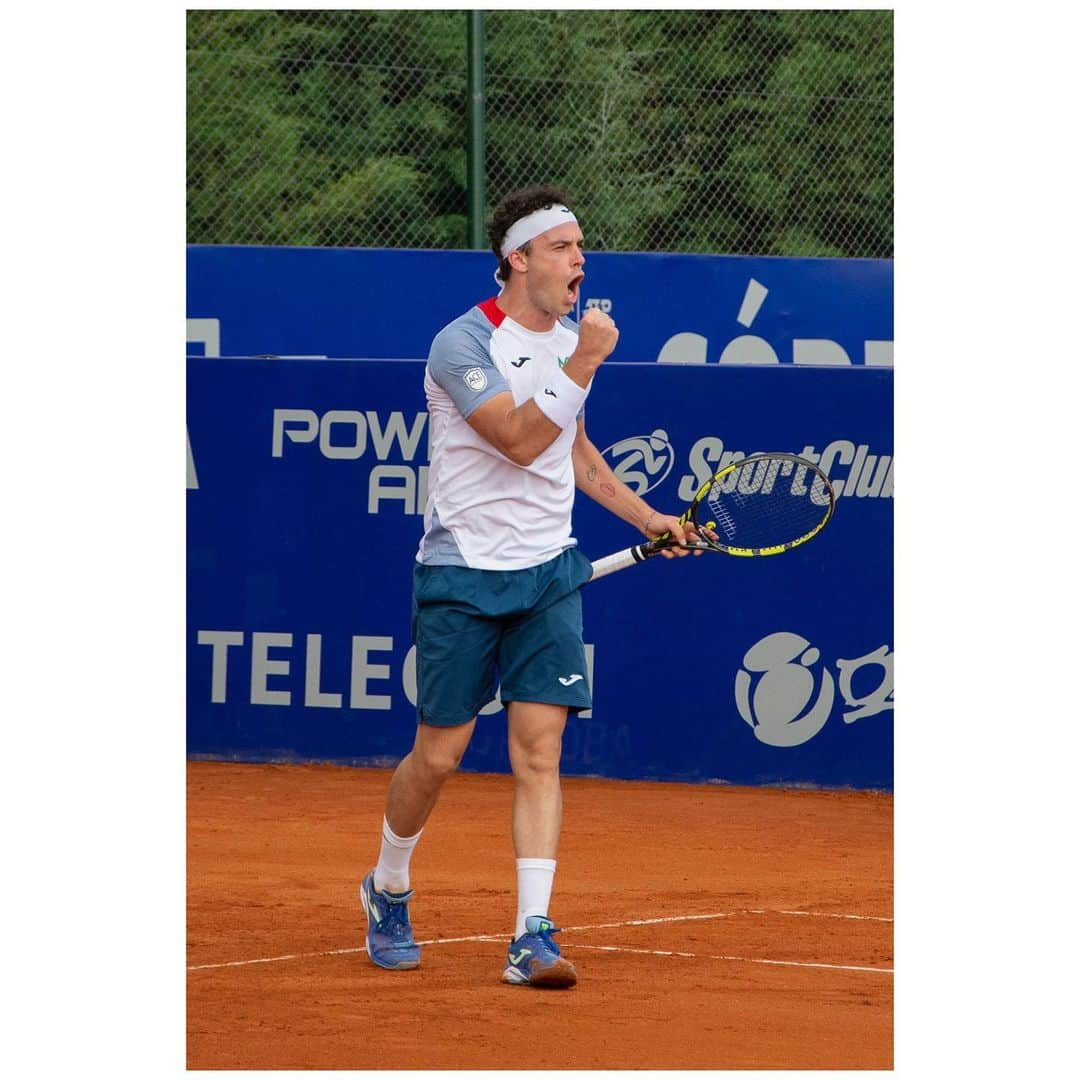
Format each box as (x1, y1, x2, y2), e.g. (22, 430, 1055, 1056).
(503, 701, 576, 987)
(384, 717, 477, 838)
(361, 718, 475, 971)
(507, 702, 566, 858)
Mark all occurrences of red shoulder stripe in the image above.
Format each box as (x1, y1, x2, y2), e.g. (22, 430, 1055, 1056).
(477, 297, 506, 327)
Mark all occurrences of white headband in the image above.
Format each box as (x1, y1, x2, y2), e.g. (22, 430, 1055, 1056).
(499, 204, 578, 258)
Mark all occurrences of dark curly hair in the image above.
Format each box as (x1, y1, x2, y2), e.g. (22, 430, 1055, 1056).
(488, 184, 574, 285)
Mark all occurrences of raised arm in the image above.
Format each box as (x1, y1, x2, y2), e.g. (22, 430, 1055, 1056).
(466, 309, 618, 466)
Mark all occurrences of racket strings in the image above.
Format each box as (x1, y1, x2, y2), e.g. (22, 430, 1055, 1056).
(699, 460, 829, 550)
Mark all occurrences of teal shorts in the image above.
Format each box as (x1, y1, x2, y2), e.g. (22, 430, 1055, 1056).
(411, 547, 594, 727)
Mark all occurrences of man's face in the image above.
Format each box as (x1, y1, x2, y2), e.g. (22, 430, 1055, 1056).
(516, 221, 586, 317)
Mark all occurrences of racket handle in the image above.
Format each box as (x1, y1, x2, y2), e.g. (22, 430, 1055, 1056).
(588, 543, 655, 581)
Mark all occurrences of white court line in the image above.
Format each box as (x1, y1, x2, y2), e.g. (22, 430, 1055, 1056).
(561, 908, 893, 933)
(188, 946, 364, 971)
(561, 943, 893, 975)
(186, 933, 503, 971)
(188, 907, 891, 973)
(775, 909, 893, 923)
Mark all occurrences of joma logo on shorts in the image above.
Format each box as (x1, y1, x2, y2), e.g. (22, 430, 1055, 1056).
(558, 674, 584, 686)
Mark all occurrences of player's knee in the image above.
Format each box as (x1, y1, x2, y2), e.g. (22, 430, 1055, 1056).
(414, 733, 467, 782)
(510, 740, 562, 782)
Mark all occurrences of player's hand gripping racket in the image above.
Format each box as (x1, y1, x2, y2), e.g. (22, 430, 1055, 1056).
(589, 452, 836, 581)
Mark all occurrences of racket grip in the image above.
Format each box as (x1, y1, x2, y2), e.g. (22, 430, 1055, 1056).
(588, 544, 652, 581)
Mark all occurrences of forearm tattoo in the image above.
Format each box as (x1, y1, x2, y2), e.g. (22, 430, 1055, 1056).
(584, 458, 614, 497)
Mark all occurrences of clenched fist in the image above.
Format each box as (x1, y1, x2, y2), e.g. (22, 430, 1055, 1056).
(574, 308, 619, 365)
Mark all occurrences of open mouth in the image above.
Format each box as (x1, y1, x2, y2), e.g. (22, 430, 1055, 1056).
(567, 273, 585, 302)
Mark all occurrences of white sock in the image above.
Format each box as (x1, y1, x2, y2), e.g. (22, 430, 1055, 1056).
(373, 817, 423, 894)
(515, 858, 557, 938)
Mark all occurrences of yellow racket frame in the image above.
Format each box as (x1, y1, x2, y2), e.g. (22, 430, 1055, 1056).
(676, 452, 836, 558)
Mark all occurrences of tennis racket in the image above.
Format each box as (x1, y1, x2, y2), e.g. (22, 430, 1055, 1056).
(589, 452, 836, 582)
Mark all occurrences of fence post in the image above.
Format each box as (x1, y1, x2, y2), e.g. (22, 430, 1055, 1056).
(466, 10, 487, 249)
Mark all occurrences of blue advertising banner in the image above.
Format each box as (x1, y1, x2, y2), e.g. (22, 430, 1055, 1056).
(187, 357, 893, 789)
(187, 245, 892, 368)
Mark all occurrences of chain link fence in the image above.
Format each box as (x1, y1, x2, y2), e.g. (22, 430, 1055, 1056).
(188, 9, 891, 258)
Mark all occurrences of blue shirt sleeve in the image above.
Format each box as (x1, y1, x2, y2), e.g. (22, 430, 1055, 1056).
(427, 311, 510, 418)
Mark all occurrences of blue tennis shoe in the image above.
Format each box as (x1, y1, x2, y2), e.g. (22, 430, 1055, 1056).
(502, 915, 577, 988)
(360, 871, 420, 970)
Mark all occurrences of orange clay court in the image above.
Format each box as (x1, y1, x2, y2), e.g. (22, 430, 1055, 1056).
(187, 761, 893, 1070)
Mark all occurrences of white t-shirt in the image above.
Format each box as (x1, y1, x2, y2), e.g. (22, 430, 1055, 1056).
(417, 297, 586, 570)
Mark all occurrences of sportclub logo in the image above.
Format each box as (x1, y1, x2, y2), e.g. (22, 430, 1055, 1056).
(735, 631, 835, 747)
(599, 429, 675, 496)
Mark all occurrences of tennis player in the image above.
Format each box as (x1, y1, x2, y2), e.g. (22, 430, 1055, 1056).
(360, 184, 702, 988)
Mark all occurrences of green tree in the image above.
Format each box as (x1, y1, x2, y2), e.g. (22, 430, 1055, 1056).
(187, 9, 892, 257)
